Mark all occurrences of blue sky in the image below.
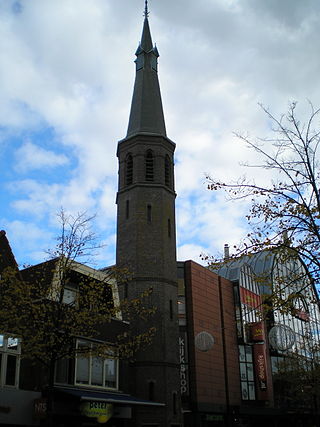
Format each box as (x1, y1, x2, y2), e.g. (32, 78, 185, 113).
(1, 0, 320, 268)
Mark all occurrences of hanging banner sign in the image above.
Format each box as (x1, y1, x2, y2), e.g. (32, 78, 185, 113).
(250, 322, 264, 342)
(253, 345, 267, 391)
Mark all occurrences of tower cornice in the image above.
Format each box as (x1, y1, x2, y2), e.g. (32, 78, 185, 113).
(117, 132, 175, 157)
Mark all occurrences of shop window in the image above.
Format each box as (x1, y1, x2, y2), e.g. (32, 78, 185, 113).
(238, 345, 255, 400)
(0, 334, 20, 388)
(75, 340, 118, 390)
(126, 154, 133, 186)
(145, 150, 154, 181)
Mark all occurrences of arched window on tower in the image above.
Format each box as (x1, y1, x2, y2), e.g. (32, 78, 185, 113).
(126, 154, 133, 186)
(145, 150, 154, 181)
(165, 154, 171, 187)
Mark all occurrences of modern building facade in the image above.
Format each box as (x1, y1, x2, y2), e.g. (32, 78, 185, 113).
(177, 260, 241, 427)
(218, 249, 320, 426)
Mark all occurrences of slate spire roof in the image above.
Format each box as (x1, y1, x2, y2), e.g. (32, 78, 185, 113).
(126, 10, 166, 138)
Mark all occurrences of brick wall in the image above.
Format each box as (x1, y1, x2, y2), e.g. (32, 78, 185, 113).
(184, 260, 241, 410)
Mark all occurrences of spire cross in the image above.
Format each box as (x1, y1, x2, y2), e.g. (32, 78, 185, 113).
(144, 0, 149, 18)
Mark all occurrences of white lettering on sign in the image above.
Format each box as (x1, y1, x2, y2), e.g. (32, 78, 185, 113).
(179, 335, 188, 395)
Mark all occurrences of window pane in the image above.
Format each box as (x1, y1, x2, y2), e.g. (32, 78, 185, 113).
(245, 346, 252, 362)
(7, 337, 19, 351)
(238, 345, 245, 362)
(76, 357, 89, 384)
(91, 357, 103, 386)
(104, 359, 117, 388)
(0, 335, 4, 348)
(178, 298, 186, 315)
(63, 288, 77, 305)
(241, 382, 249, 400)
(248, 382, 256, 400)
(5, 355, 17, 386)
(240, 363, 247, 381)
(271, 356, 280, 374)
(55, 358, 69, 384)
(247, 364, 254, 381)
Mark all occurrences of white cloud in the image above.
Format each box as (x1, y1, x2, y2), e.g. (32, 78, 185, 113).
(15, 141, 69, 172)
(1, 0, 320, 267)
(2, 219, 53, 265)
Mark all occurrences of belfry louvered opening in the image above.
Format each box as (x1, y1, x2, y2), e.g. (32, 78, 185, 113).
(126, 154, 133, 186)
(165, 155, 171, 187)
(145, 150, 154, 181)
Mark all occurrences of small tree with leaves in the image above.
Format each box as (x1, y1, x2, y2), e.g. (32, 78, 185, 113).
(0, 209, 155, 424)
(272, 337, 320, 423)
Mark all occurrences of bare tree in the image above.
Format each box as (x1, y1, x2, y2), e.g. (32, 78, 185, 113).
(207, 101, 320, 286)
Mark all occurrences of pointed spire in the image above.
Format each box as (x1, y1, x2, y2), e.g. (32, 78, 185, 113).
(126, 3, 167, 138)
(140, 14, 153, 53)
(144, 0, 149, 18)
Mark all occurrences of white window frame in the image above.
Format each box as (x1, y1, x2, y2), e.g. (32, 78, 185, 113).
(0, 334, 21, 388)
(75, 340, 118, 390)
(62, 286, 78, 305)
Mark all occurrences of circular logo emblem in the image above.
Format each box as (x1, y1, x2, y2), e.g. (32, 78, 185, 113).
(268, 324, 295, 351)
(195, 331, 214, 352)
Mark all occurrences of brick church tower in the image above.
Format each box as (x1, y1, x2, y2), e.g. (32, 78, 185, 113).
(116, 3, 182, 426)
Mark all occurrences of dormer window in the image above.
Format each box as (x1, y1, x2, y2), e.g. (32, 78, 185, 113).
(145, 150, 154, 181)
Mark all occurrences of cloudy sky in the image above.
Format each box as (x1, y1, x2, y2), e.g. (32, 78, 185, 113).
(1, 0, 319, 268)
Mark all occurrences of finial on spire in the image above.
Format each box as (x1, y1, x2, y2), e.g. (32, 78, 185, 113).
(144, 0, 149, 18)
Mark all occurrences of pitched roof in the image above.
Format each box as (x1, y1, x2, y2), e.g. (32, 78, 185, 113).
(0, 230, 20, 274)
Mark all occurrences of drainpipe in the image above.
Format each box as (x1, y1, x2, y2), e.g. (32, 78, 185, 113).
(218, 276, 232, 427)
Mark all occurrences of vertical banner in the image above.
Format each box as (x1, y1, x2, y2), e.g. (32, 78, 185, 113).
(179, 332, 189, 396)
(253, 344, 267, 391)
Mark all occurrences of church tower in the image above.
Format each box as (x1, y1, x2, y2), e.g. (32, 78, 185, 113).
(116, 3, 182, 426)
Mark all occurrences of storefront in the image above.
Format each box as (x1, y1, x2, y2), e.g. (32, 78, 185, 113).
(34, 387, 165, 426)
